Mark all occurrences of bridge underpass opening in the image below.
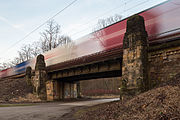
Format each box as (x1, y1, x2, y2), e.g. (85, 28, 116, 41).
(46, 69, 122, 101)
(48, 76, 121, 100)
(46, 57, 122, 101)
(79, 77, 121, 98)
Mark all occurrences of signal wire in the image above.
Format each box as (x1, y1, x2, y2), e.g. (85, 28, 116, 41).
(64, 0, 132, 35)
(70, 0, 149, 37)
(0, 0, 78, 55)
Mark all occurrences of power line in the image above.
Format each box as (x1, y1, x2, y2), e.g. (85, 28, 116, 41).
(64, 0, 132, 36)
(69, 0, 149, 38)
(70, 0, 149, 37)
(170, 1, 180, 5)
(1, 0, 78, 55)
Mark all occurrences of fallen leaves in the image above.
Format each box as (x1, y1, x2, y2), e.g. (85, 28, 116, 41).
(79, 74, 180, 120)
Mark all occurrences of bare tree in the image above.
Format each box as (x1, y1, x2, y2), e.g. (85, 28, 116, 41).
(31, 41, 42, 57)
(0, 43, 34, 70)
(0, 62, 13, 70)
(18, 51, 25, 63)
(94, 14, 122, 31)
(17, 44, 33, 62)
(58, 35, 72, 46)
(10, 57, 21, 66)
(93, 14, 122, 46)
(0, 20, 72, 70)
(40, 20, 72, 52)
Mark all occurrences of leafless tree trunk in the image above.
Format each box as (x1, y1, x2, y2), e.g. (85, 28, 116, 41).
(17, 44, 33, 62)
(93, 14, 122, 42)
(0, 19, 72, 70)
(31, 41, 42, 57)
(93, 14, 121, 32)
(40, 20, 72, 52)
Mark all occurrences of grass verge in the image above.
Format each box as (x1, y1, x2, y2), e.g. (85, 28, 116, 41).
(0, 104, 35, 107)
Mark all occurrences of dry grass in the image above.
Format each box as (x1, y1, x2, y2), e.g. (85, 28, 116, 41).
(79, 74, 180, 120)
(9, 93, 41, 103)
(0, 104, 34, 107)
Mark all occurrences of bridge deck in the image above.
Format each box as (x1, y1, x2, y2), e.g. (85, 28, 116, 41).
(47, 45, 123, 73)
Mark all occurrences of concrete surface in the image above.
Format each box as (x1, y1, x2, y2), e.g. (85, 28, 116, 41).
(0, 98, 119, 120)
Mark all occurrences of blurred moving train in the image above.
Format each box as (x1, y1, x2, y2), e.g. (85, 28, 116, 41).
(0, 0, 180, 78)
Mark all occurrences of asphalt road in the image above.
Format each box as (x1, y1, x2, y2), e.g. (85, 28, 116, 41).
(0, 98, 119, 120)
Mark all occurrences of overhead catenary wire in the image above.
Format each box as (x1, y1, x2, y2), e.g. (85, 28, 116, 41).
(0, 0, 158, 63)
(170, 1, 180, 5)
(69, 0, 149, 38)
(2, 0, 149, 52)
(0, 0, 78, 56)
(63, 0, 132, 35)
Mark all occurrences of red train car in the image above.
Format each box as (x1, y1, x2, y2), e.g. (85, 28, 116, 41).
(90, 0, 180, 51)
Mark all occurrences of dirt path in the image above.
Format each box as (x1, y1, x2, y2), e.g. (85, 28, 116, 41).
(0, 98, 119, 120)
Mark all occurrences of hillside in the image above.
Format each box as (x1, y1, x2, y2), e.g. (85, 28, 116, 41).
(79, 74, 180, 120)
(0, 78, 40, 103)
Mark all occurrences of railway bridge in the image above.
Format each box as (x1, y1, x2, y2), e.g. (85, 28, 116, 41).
(26, 13, 180, 101)
(23, 0, 180, 100)
(27, 41, 123, 100)
(46, 45, 123, 100)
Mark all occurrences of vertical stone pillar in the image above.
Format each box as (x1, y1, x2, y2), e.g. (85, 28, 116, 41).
(25, 66, 32, 86)
(46, 80, 60, 101)
(121, 15, 148, 95)
(34, 54, 47, 100)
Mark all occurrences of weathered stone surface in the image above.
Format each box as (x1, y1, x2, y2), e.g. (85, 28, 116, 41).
(46, 80, 55, 101)
(46, 80, 63, 101)
(121, 15, 148, 95)
(148, 45, 180, 87)
(46, 80, 78, 101)
(25, 54, 47, 100)
(123, 15, 147, 49)
(25, 66, 32, 86)
(35, 54, 46, 71)
(33, 70, 47, 100)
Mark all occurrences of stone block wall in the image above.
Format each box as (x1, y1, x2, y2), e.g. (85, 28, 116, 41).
(149, 45, 180, 87)
(46, 81, 54, 101)
(46, 81, 77, 101)
(46, 80, 60, 101)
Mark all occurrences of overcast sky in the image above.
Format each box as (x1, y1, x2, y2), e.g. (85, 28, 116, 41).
(0, 0, 167, 63)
